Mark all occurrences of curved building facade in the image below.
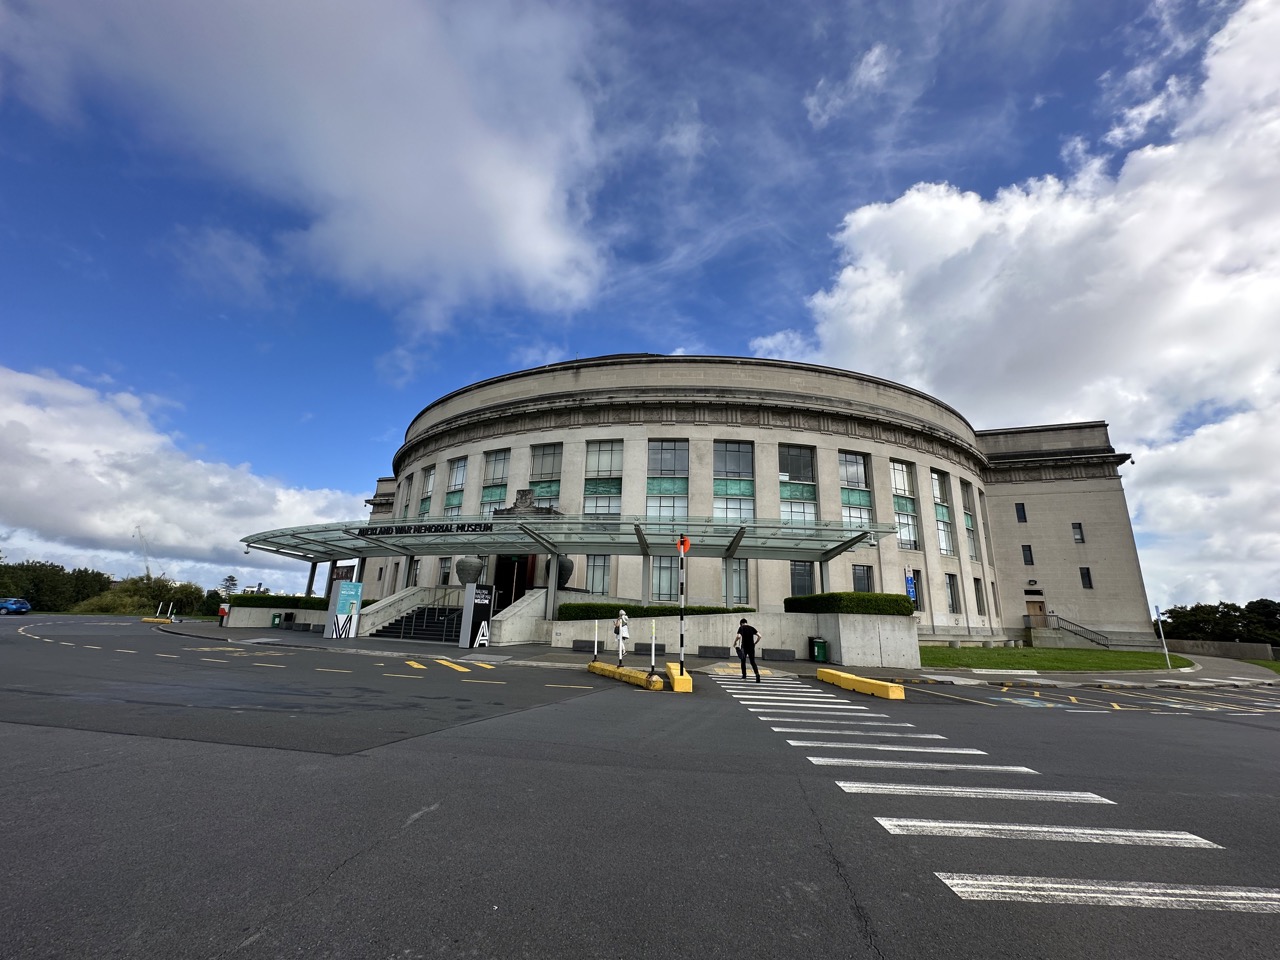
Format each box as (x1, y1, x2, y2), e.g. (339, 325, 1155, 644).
(350, 354, 1151, 640)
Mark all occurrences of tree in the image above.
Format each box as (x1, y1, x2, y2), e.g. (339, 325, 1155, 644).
(1160, 602, 1250, 643)
(220, 575, 239, 597)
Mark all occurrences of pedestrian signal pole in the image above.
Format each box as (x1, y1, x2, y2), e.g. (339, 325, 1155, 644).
(677, 534, 691, 676)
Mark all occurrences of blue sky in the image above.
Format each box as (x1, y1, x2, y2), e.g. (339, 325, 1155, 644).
(2, 0, 1277, 606)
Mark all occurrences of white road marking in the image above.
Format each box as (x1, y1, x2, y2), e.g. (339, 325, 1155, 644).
(771, 727, 945, 738)
(789, 740, 985, 755)
(1066, 709, 1110, 713)
(748, 707, 878, 715)
(83, 645, 101, 650)
(935, 874, 1280, 911)
(763, 718, 913, 727)
(812, 758, 1038, 774)
(115, 649, 137, 654)
(837, 782, 1113, 803)
(740, 703, 868, 710)
(972, 669, 1039, 675)
(881, 819, 1219, 846)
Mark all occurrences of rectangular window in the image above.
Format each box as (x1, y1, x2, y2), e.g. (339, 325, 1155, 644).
(652, 556, 679, 602)
(585, 440, 624, 478)
(990, 580, 1000, 617)
(891, 461, 919, 550)
(778, 444, 815, 483)
(530, 480, 560, 509)
(961, 480, 978, 560)
(932, 470, 955, 556)
(376, 566, 384, 582)
(713, 497, 756, 522)
(1080, 567, 1094, 589)
(401, 472, 414, 518)
(447, 457, 467, 492)
(438, 557, 452, 586)
(729, 558, 749, 604)
(586, 555, 610, 595)
(839, 451, 868, 489)
(1072, 522, 1086, 543)
(530, 443, 562, 482)
(647, 439, 689, 477)
(483, 449, 510, 485)
(780, 500, 816, 524)
(790, 560, 815, 597)
(1022, 544, 1035, 565)
(443, 504, 461, 518)
(646, 494, 688, 520)
(419, 496, 431, 517)
(973, 578, 986, 616)
(945, 573, 961, 615)
(1015, 502, 1027, 523)
(409, 559, 420, 588)
(583, 477, 622, 515)
(841, 452, 873, 528)
(714, 441, 754, 479)
(852, 564, 875, 593)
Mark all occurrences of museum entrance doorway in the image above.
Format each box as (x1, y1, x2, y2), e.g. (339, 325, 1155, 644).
(494, 555, 534, 613)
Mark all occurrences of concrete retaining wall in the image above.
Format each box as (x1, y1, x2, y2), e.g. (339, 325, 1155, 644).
(224, 607, 326, 631)
(1165, 638, 1274, 661)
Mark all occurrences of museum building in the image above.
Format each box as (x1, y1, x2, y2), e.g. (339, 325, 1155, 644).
(244, 354, 1151, 643)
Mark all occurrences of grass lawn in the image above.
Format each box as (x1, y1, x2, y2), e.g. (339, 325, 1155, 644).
(1244, 659, 1280, 675)
(919, 646, 1194, 671)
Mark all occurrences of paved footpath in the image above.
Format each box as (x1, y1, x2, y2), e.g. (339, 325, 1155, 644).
(157, 621, 1278, 690)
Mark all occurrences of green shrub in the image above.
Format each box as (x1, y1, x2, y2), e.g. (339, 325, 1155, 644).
(783, 591, 915, 616)
(557, 602, 753, 622)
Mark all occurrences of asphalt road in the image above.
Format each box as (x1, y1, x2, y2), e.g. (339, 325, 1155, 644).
(2, 615, 1278, 959)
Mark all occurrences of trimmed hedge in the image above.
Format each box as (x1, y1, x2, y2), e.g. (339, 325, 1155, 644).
(783, 591, 916, 616)
(558, 602, 754, 622)
(229, 594, 330, 611)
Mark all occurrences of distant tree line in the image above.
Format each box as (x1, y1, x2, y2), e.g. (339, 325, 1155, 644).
(0, 560, 223, 617)
(1158, 599, 1280, 646)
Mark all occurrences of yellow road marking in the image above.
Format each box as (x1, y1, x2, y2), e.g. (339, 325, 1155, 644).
(316, 668, 353, 674)
(254, 663, 286, 668)
(405, 660, 428, 670)
(115, 649, 137, 653)
(911, 686, 999, 706)
(470, 662, 496, 669)
(547, 684, 595, 689)
(434, 659, 470, 672)
(461, 679, 506, 684)
(383, 673, 423, 679)
(200, 658, 228, 663)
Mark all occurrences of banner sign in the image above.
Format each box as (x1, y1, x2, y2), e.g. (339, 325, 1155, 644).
(356, 522, 494, 537)
(325, 580, 364, 640)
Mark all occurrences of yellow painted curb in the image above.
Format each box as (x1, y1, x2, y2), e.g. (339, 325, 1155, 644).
(664, 663, 693, 693)
(588, 660, 666, 690)
(816, 667, 905, 700)
(140, 617, 173, 624)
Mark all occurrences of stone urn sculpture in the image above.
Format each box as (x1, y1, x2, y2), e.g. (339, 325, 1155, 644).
(544, 555, 574, 588)
(455, 556, 484, 585)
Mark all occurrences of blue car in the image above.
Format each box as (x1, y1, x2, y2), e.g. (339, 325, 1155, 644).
(0, 598, 32, 615)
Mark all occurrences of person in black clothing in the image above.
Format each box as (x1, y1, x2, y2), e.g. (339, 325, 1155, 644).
(735, 618, 761, 682)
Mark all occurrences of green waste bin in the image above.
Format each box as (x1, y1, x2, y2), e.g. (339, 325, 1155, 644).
(808, 636, 827, 663)
(271, 613, 281, 628)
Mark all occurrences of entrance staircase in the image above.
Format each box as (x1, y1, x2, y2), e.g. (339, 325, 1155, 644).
(370, 604, 463, 644)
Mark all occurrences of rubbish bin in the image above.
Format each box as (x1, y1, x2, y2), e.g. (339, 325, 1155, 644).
(271, 613, 281, 628)
(808, 636, 827, 663)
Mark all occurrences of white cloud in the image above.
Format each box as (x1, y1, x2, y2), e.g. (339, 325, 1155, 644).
(805, 43, 895, 129)
(0, 366, 368, 591)
(756, 0, 1280, 605)
(0, 0, 604, 326)
(169, 226, 274, 306)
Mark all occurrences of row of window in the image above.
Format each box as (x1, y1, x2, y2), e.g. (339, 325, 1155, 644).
(394, 440, 989, 561)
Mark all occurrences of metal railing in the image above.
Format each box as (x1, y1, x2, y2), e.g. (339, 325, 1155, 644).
(1023, 614, 1112, 648)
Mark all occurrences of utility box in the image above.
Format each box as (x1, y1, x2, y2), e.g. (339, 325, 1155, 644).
(271, 613, 281, 628)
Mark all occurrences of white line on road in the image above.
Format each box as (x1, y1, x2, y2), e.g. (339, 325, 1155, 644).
(935, 874, 1279, 911)
(83, 645, 101, 650)
(114, 649, 137, 654)
(789, 740, 985, 755)
(315, 668, 353, 673)
(754, 713, 890, 721)
(812, 758, 1039, 773)
(741, 703, 868, 711)
(837, 782, 1113, 802)
(156, 653, 179, 658)
(748, 707, 878, 715)
(200, 658, 228, 664)
(880, 819, 1219, 846)
(772, 727, 945, 738)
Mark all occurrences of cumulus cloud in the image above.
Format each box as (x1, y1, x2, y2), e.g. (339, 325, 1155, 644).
(757, 0, 1280, 605)
(0, 366, 368, 590)
(0, 0, 604, 326)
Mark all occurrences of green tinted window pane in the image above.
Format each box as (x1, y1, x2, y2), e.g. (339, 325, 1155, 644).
(444, 490, 464, 508)
(893, 495, 916, 515)
(841, 487, 871, 507)
(713, 478, 755, 497)
(935, 503, 952, 522)
(646, 477, 689, 496)
(964, 512, 975, 529)
(530, 480, 561, 499)
(481, 484, 507, 503)
(583, 477, 622, 496)
(778, 481, 816, 502)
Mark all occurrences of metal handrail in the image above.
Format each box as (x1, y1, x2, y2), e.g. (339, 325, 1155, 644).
(1023, 614, 1111, 648)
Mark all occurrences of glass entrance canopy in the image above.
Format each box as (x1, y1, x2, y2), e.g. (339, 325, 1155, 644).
(242, 515, 898, 564)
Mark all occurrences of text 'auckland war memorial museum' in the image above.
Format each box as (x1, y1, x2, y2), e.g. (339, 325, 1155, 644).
(242, 354, 1153, 663)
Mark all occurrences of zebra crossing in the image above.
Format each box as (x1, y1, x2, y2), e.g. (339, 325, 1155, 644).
(713, 675, 1280, 914)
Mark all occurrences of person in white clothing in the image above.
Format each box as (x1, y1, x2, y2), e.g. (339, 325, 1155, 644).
(614, 609, 629, 664)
